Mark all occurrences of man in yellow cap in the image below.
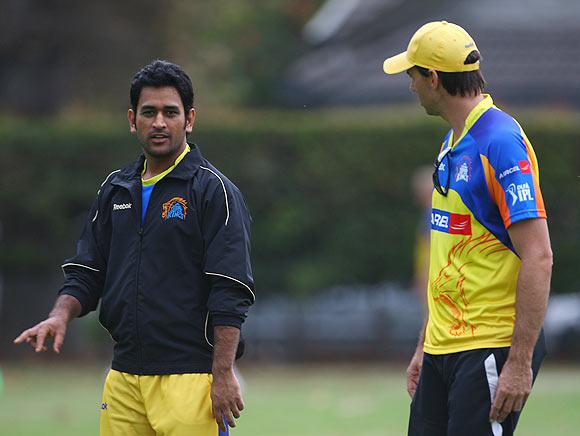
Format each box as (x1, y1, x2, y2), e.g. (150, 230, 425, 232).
(383, 21, 552, 435)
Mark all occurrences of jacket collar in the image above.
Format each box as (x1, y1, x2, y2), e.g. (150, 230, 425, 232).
(111, 143, 204, 188)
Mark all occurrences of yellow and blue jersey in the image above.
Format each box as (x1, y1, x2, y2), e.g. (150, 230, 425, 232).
(425, 95, 546, 354)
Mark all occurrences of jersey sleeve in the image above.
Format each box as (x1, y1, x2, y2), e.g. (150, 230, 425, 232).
(481, 126, 546, 228)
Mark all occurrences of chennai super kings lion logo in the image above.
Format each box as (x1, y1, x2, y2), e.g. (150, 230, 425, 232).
(162, 197, 188, 221)
(431, 233, 509, 337)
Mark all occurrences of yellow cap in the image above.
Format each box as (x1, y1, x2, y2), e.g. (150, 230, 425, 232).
(383, 21, 480, 74)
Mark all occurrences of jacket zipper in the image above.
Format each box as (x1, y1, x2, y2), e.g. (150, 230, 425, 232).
(135, 181, 155, 372)
(135, 226, 144, 372)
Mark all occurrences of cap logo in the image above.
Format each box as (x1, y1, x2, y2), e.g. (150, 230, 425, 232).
(464, 42, 475, 49)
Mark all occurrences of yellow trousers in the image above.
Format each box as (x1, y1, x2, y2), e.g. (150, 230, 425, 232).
(100, 369, 225, 436)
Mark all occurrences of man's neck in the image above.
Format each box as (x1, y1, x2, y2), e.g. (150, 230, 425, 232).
(143, 143, 187, 179)
(439, 93, 484, 144)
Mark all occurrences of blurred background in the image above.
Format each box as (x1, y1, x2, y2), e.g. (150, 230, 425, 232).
(1, 0, 579, 435)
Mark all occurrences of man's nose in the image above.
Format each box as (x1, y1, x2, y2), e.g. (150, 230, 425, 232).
(153, 112, 166, 128)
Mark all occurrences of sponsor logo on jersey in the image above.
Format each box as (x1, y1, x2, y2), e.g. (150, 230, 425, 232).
(498, 165, 520, 179)
(519, 160, 531, 174)
(112, 203, 132, 210)
(431, 209, 472, 235)
(162, 197, 188, 221)
(506, 183, 534, 206)
(455, 156, 472, 183)
(101, 402, 108, 410)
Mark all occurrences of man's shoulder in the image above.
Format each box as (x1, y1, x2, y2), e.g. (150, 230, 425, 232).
(196, 160, 242, 195)
(97, 168, 122, 195)
(97, 155, 142, 195)
(472, 108, 526, 154)
(473, 107, 519, 137)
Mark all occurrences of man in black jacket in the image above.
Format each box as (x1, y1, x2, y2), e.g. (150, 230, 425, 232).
(15, 60, 255, 436)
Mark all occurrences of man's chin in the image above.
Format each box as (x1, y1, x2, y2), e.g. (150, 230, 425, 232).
(143, 145, 176, 159)
(424, 106, 438, 116)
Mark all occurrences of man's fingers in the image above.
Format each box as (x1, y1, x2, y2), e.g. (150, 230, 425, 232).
(53, 329, 66, 353)
(513, 397, 525, 413)
(498, 395, 516, 421)
(490, 392, 506, 421)
(14, 328, 36, 344)
(35, 326, 50, 352)
(407, 373, 419, 398)
(231, 402, 241, 419)
(26, 336, 38, 349)
(224, 410, 236, 428)
(212, 404, 227, 432)
(407, 381, 416, 398)
(236, 397, 245, 412)
(215, 417, 226, 433)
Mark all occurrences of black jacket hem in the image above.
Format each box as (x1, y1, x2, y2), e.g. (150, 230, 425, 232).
(111, 359, 213, 375)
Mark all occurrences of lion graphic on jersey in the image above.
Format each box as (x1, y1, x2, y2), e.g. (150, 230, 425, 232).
(431, 232, 509, 337)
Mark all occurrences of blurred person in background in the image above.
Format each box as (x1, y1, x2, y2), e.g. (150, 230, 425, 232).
(411, 165, 433, 303)
(14, 60, 255, 436)
(383, 21, 552, 436)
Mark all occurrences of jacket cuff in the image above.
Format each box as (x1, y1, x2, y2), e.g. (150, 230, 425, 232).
(211, 314, 244, 329)
(58, 287, 90, 317)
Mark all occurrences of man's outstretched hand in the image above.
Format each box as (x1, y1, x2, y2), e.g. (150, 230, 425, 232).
(14, 316, 68, 353)
(13, 294, 81, 353)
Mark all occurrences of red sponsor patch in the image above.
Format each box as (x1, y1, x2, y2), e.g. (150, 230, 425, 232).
(519, 160, 531, 174)
(449, 213, 472, 235)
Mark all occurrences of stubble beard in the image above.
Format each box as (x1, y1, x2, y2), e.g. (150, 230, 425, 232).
(140, 131, 187, 160)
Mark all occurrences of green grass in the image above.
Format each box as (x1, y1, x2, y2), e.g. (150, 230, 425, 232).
(0, 363, 579, 435)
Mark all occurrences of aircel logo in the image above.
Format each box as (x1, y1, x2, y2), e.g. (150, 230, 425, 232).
(431, 209, 472, 235)
(112, 203, 132, 210)
(498, 165, 520, 179)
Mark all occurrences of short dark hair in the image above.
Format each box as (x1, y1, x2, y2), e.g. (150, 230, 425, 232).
(130, 60, 194, 112)
(416, 51, 485, 97)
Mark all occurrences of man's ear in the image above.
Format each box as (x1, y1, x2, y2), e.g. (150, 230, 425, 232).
(128, 109, 137, 133)
(429, 70, 440, 90)
(185, 108, 196, 133)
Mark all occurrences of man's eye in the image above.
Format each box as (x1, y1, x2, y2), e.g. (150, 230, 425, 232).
(166, 110, 179, 117)
(141, 110, 154, 116)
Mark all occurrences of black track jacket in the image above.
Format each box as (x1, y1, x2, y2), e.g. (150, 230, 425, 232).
(59, 144, 255, 375)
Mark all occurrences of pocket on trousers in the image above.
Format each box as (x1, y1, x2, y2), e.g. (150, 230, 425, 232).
(163, 373, 214, 425)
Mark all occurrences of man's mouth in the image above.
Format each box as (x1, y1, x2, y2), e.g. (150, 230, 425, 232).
(149, 133, 169, 144)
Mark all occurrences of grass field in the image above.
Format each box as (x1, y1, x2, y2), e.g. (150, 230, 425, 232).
(1, 363, 579, 435)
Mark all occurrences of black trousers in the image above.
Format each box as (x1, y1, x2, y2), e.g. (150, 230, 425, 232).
(408, 331, 546, 436)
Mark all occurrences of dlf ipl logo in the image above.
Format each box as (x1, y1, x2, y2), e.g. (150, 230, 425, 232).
(431, 209, 472, 235)
(162, 197, 188, 221)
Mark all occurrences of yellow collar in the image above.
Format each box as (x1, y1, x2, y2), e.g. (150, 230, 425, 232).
(449, 94, 494, 147)
(142, 144, 191, 186)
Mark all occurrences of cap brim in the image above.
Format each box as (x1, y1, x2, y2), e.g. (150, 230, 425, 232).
(383, 51, 413, 74)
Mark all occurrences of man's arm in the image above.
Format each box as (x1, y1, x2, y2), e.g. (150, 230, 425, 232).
(490, 218, 552, 422)
(13, 294, 82, 353)
(210, 326, 244, 432)
(407, 317, 427, 398)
